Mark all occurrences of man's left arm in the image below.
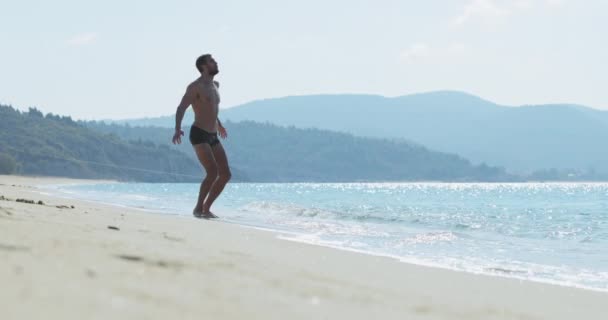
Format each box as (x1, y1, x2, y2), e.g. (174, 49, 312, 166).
(217, 118, 227, 139)
(215, 81, 227, 139)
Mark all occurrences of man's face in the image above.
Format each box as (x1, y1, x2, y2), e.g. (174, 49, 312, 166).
(206, 57, 219, 75)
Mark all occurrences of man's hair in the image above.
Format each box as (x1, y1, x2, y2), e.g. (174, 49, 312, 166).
(196, 54, 211, 73)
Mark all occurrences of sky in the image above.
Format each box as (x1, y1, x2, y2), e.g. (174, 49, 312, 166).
(1, 0, 606, 119)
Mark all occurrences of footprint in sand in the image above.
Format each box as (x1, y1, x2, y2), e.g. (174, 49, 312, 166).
(0, 243, 30, 252)
(162, 232, 184, 242)
(115, 254, 183, 269)
(85, 268, 97, 278)
(0, 207, 13, 216)
(117, 254, 143, 262)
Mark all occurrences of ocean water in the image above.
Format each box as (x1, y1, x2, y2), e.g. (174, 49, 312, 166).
(47, 182, 608, 292)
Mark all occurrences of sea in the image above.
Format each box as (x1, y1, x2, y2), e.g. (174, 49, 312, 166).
(44, 182, 608, 292)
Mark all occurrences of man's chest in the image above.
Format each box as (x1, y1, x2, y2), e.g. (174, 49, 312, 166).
(196, 84, 220, 104)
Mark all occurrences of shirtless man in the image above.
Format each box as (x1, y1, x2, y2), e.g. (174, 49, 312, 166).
(172, 54, 231, 219)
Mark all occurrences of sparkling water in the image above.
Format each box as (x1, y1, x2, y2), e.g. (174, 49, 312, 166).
(47, 182, 608, 292)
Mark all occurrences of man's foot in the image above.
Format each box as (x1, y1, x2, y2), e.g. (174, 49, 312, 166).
(201, 205, 219, 219)
(203, 211, 219, 219)
(193, 209, 218, 219)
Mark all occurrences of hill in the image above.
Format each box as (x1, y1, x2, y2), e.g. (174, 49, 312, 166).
(86, 120, 513, 182)
(0, 105, 213, 182)
(117, 91, 608, 174)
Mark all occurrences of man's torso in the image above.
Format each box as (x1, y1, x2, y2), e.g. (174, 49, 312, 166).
(191, 79, 220, 132)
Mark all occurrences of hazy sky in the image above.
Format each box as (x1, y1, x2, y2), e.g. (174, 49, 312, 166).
(1, 0, 606, 119)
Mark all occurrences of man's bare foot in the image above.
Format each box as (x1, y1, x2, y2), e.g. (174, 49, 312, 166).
(192, 209, 205, 218)
(203, 211, 218, 219)
(201, 205, 219, 219)
(193, 209, 218, 219)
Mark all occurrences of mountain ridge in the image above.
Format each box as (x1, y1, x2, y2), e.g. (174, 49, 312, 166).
(109, 90, 608, 173)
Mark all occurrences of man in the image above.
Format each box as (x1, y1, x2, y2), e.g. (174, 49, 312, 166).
(172, 54, 231, 219)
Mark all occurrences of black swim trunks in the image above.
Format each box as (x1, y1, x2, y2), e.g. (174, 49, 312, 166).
(189, 125, 220, 147)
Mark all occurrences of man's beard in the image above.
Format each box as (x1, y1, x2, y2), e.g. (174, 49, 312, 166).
(210, 68, 219, 76)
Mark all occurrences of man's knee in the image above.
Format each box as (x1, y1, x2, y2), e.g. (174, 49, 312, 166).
(219, 170, 232, 183)
(204, 167, 219, 182)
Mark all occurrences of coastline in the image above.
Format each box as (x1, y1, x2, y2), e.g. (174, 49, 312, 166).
(1, 175, 606, 319)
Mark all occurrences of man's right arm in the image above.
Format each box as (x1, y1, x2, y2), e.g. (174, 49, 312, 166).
(172, 85, 194, 144)
(175, 85, 194, 131)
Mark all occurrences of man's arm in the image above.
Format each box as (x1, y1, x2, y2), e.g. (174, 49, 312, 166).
(217, 118, 228, 139)
(172, 85, 195, 144)
(215, 81, 227, 138)
(175, 85, 194, 131)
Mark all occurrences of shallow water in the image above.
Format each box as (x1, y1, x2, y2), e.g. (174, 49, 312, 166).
(49, 182, 608, 292)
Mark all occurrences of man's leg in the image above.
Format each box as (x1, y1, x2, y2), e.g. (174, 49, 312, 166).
(202, 143, 232, 214)
(192, 143, 218, 216)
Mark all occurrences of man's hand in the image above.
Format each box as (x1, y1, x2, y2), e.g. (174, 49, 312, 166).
(218, 125, 228, 139)
(172, 129, 184, 144)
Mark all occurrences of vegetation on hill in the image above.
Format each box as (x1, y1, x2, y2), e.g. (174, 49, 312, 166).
(116, 91, 608, 176)
(86, 120, 514, 182)
(0, 105, 209, 182)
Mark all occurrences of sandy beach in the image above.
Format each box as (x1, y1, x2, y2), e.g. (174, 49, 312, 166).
(0, 175, 606, 319)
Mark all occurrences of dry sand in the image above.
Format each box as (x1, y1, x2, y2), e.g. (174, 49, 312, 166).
(0, 175, 606, 319)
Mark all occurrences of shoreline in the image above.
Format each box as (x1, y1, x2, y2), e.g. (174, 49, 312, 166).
(2, 175, 607, 319)
(277, 234, 608, 294)
(42, 178, 608, 294)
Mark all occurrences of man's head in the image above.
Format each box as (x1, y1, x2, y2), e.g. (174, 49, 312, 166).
(196, 54, 219, 76)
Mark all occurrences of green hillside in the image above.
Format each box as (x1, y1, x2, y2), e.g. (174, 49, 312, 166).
(86, 120, 514, 182)
(0, 105, 212, 182)
(117, 91, 608, 174)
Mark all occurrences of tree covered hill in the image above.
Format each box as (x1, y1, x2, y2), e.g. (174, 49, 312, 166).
(219, 92, 608, 174)
(85, 120, 514, 182)
(0, 105, 208, 182)
(116, 91, 608, 174)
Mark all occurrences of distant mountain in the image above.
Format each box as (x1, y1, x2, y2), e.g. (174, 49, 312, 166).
(85, 120, 513, 182)
(118, 91, 608, 173)
(0, 105, 228, 182)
